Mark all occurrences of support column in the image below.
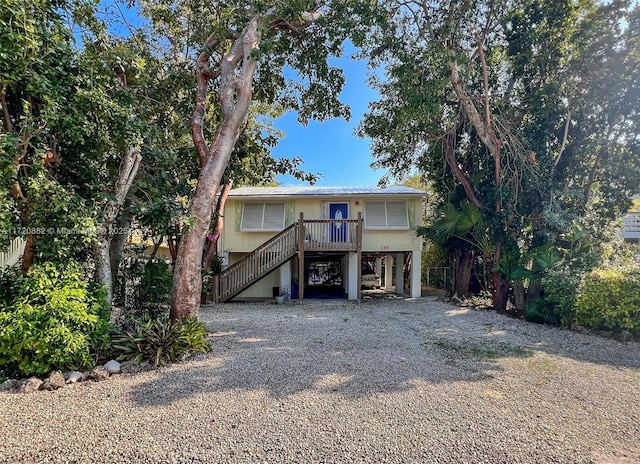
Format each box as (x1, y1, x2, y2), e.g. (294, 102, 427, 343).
(348, 252, 358, 300)
(357, 212, 362, 300)
(384, 255, 393, 289)
(298, 212, 305, 300)
(410, 249, 422, 298)
(375, 258, 382, 279)
(395, 253, 404, 295)
(279, 261, 291, 296)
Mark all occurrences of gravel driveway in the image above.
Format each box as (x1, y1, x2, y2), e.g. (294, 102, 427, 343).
(1, 297, 639, 463)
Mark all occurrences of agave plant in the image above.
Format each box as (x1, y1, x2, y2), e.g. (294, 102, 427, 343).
(112, 317, 212, 368)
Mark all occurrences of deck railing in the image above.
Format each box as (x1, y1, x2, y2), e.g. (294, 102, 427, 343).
(302, 219, 359, 251)
(0, 237, 26, 271)
(623, 212, 640, 239)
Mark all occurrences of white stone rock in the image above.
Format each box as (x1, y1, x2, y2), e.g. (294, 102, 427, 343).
(66, 371, 83, 384)
(104, 360, 121, 374)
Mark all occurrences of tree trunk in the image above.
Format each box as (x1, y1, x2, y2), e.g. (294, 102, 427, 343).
(454, 248, 473, 297)
(490, 242, 509, 312)
(167, 235, 178, 262)
(21, 233, 34, 271)
(109, 214, 130, 303)
(444, 115, 483, 209)
(491, 272, 509, 313)
(526, 279, 542, 304)
(171, 18, 260, 320)
(93, 236, 112, 300)
(513, 281, 526, 312)
(170, 150, 227, 319)
(202, 179, 233, 268)
(93, 148, 141, 307)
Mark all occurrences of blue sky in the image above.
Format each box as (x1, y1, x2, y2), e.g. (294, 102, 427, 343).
(271, 54, 385, 187)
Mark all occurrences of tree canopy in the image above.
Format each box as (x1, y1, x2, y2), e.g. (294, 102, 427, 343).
(359, 0, 640, 311)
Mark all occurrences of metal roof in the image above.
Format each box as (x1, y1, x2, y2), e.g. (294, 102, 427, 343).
(228, 186, 425, 198)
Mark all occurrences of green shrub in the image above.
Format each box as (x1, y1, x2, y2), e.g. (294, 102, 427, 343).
(112, 317, 212, 368)
(118, 258, 173, 323)
(0, 265, 21, 308)
(0, 262, 110, 376)
(527, 268, 583, 326)
(575, 268, 640, 336)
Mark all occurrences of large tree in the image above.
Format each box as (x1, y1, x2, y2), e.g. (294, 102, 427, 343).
(359, 0, 640, 311)
(166, 0, 378, 319)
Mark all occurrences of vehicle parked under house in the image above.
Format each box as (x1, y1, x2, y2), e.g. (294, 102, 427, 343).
(212, 186, 424, 302)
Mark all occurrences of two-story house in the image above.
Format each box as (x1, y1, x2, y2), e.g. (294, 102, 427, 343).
(214, 186, 424, 302)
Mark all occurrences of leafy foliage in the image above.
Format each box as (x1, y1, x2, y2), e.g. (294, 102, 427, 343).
(361, 0, 640, 311)
(0, 262, 110, 376)
(527, 268, 582, 326)
(117, 257, 173, 323)
(112, 317, 212, 368)
(575, 268, 640, 336)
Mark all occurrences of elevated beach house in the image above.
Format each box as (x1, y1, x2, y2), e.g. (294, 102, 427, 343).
(213, 186, 425, 302)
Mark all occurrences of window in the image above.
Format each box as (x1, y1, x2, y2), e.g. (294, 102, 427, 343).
(364, 201, 409, 229)
(241, 202, 286, 230)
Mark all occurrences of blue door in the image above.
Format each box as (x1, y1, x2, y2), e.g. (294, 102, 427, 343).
(329, 203, 348, 242)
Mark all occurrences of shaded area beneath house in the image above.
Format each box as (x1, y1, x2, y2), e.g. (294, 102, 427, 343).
(303, 284, 347, 299)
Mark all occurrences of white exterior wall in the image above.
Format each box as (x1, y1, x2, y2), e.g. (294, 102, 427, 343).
(229, 252, 279, 299)
(279, 261, 292, 296)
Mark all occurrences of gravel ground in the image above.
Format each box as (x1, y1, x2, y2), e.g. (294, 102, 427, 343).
(1, 296, 639, 464)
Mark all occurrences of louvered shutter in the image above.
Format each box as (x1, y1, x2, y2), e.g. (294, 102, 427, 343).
(386, 201, 409, 228)
(241, 203, 265, 229)
(241, 202, 285, 230)
(364, 200, 409, 228)
(263, 203, 285, 229)
(364, 201, 387, 228)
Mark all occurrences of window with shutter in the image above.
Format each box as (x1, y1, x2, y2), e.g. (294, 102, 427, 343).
(386, 201, 409, 228)
(241, 202, 285, 230)
(364, 201, 387, 228)
(364, 200, 409, 229)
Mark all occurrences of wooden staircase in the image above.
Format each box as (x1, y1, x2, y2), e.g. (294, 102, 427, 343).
(215, 222, 300, 302)
(214, 213, 363, 303)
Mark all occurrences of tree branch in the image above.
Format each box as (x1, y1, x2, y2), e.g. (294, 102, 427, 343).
(103, 147, 141, 227)
(476, 35, 502, 210)
(202, 179, 233, 267)
(10, 182, 28, 205)
(219, 34, 245, 120)
(448, 60, 502, 211)
(227, 16, 261, 129)
(0, 86, 12, 133)
(269, 10, 324, 36)
(552, 109, 571, 174)
(443, 114, 483, 209)
(192, 32, 235, 167)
